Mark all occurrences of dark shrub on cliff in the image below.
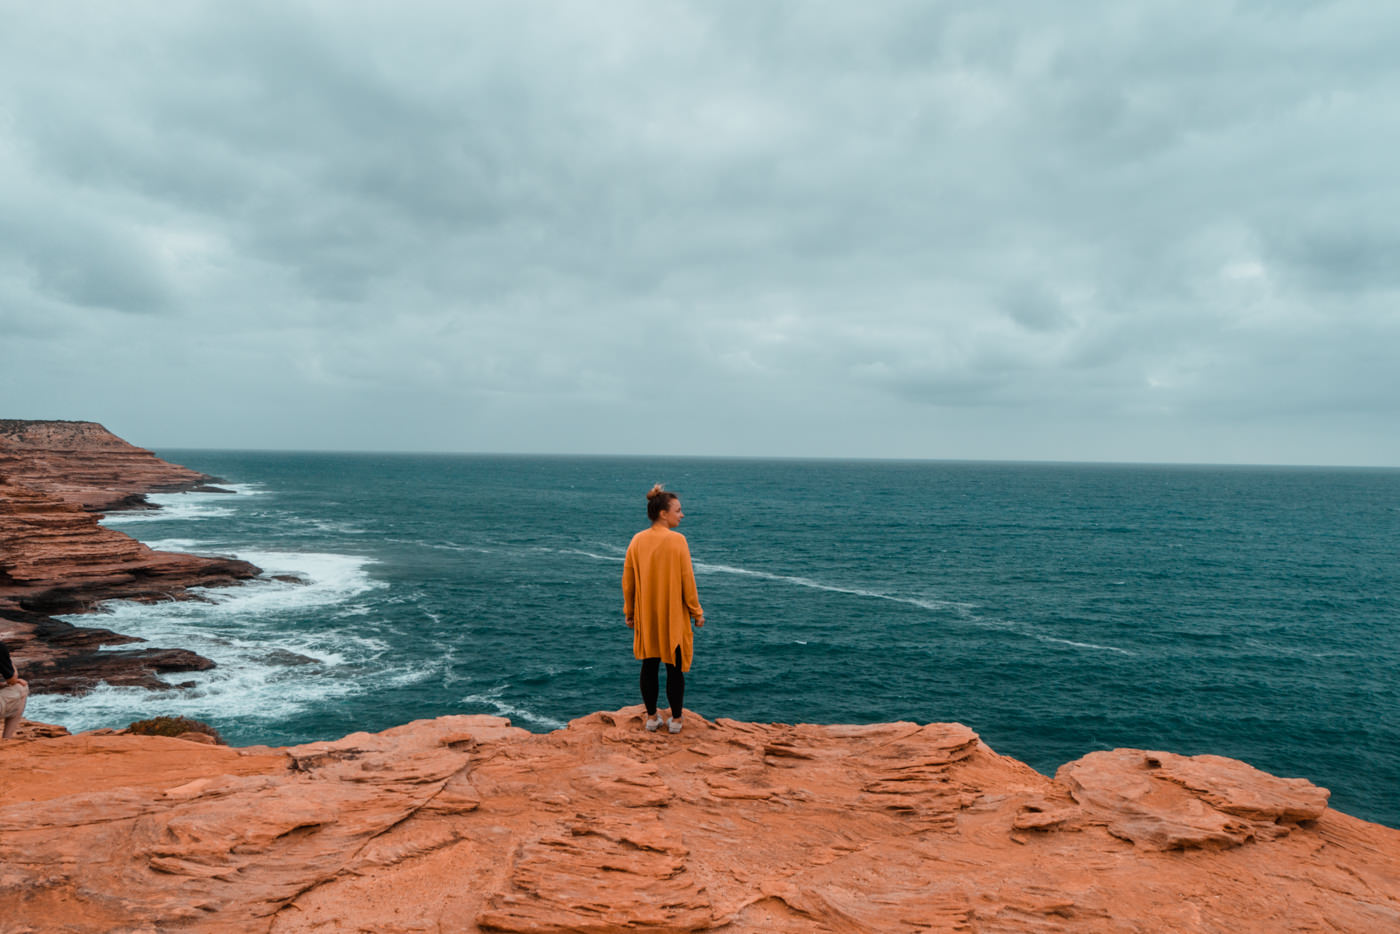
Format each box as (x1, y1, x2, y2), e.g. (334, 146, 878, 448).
(126, 716, 225, 745)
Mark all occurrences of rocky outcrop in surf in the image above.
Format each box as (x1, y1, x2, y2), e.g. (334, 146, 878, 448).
(0, 420, 259, 693)
(2, 709, 1396, 932)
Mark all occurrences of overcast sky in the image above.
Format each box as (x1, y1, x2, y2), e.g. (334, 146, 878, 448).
(2, 1, 1397, 465)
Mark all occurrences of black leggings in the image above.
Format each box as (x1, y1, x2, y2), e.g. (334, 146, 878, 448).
(640, 647, 685, 719)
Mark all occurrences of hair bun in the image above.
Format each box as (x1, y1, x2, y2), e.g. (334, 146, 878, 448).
(646, 483, 666, 500)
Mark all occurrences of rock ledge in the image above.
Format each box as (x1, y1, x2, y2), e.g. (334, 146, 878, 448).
(2, 710, 1397, 933)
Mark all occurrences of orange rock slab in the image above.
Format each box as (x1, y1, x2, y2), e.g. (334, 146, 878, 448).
(2, 709, 1398, 933)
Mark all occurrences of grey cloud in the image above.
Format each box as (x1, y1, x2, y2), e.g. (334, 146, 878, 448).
(1265, 222, 1400, 294)
(0, 204, 174, 315)
(999, 282, 1071, 334)
(1, 1, 1397, 463)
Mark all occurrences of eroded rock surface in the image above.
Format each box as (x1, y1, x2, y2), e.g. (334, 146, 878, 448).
(2, 710, 1397, 933)
(0, 419, 227, 512)
(0, 420, 261, 692)
(1058, 748, 1331, 851)
(0, 478, 257, 614)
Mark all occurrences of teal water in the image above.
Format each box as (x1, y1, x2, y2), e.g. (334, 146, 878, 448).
(29, 453, 1400, 828)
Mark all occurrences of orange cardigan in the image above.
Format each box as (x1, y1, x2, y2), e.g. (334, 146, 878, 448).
(622, 527, 704, 671)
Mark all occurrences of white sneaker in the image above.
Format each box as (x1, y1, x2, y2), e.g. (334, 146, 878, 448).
(668, 717, 683, 734)
(645, 714, 664, 732)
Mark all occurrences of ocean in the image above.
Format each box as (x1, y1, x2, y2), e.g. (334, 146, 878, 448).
(27, 452, 1399, 828)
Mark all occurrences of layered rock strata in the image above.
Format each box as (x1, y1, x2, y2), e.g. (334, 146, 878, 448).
(0, 418, 228, 512)
(0, 420, 259, 692)
(1, 709, 1396, 933)
(0, 477, 256, 614)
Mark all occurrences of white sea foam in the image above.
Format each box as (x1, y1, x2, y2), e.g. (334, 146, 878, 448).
(144, 538, 206, 552)
(26, 678, 309, 737)
(25, 549, 405, 734)
(216, 482, 266, 496)
(100, 491, 238, 524)
(284, 516, 368, 536)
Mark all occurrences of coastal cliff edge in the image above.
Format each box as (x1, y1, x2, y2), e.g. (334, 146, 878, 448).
(2, 710, 1398, 932)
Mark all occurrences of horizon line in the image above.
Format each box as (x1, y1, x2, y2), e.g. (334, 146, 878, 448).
(150, 446, 1400, 472)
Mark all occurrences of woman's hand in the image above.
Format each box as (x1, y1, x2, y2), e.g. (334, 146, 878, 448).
(625, 616, 635, 629)
(694, 616, 705, 628)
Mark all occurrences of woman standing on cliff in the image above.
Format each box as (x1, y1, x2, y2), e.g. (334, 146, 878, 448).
(623, 485, 705, 734)
(1, 642, 28, 740)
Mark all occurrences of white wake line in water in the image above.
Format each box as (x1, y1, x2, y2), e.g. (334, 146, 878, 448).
(711, 562, 1137, 657)
(385, 537, 499, 555)
(705, 562, 1136, 656)
(568, 548, 1135, 656)
(559, 547, 624, 562)
(460, 688, 568, 731)
(696, 560, 976, 613)
(1010, 630, 1135, 656)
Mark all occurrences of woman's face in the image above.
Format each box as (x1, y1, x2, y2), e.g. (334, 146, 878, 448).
(661, 498, 684, 528)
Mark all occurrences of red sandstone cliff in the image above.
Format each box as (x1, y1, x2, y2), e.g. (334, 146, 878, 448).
(0, 420, 259, 692)
(2, 709, 1396, 933)
(0, 418, 226, 512)
(0, 477, 255, 614)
